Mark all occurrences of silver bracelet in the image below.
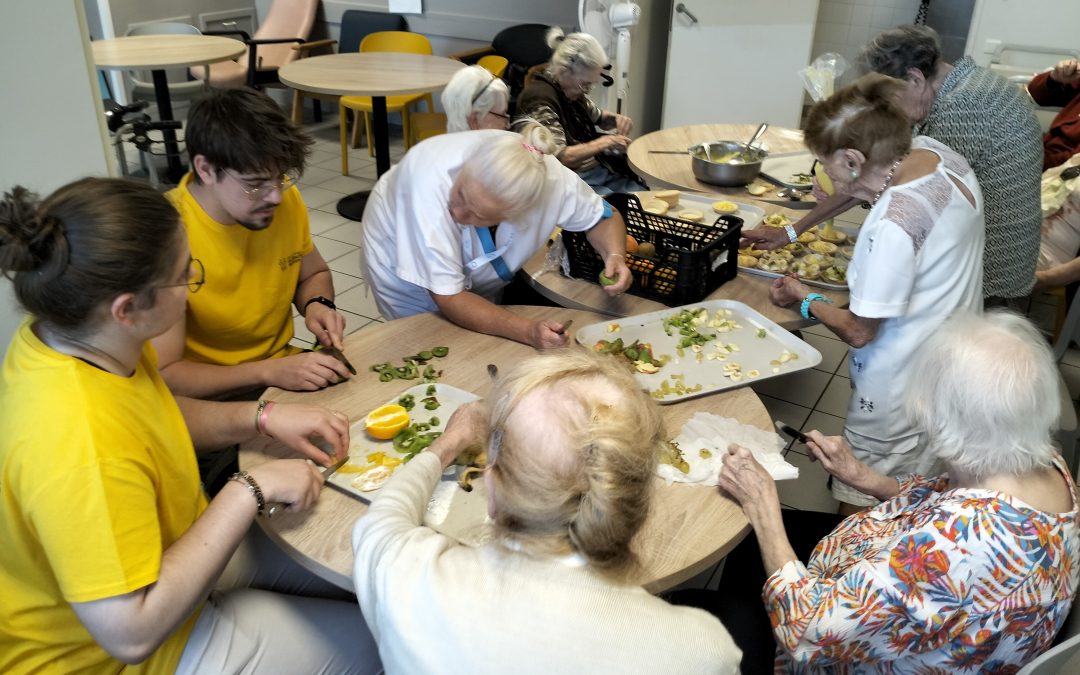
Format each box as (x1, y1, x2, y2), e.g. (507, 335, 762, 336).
(228, 470, 266, 516)
(784, 224, 798, 244)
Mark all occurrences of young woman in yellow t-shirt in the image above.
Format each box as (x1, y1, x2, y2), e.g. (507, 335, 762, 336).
(0, 178, 379, 674)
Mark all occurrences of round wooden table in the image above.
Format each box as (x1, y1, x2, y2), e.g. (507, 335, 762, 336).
(278, 52, 465, 220)
(627, 123, 809, 194)
(92, 35, 246, 182)
(239, 306, 767, 593)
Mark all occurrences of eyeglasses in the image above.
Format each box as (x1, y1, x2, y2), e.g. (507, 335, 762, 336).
(159, 258, 206, 293)
(488, 110, 510, 121)
(225, 169, 299, 200)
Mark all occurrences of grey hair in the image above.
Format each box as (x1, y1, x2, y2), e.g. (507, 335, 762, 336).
(461, 131, 554, 218)
(441, 65, 509, 133)
(858, 24, 943, 80)
(905, 310, 1060, 479)
(546, 26, 607, 79)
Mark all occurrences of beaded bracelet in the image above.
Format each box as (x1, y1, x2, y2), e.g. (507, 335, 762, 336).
(258, 401, 275, 436)
(255, 399, 269, 434)
(800, 292, 833, 321)
(228, 470, 266, 516)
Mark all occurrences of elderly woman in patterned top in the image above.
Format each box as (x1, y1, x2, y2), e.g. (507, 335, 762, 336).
(716, 309, 1080, 673)
(744, 24, 1042, 308)
(768, 74, 984, 511)
(513, 27, 646, 196)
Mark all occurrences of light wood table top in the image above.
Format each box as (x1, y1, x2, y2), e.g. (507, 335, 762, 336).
(92, 34, 246, 70)
(627, 123, 809, 193)
(278, 52, 466, 98)
(239, 306, 767, 593)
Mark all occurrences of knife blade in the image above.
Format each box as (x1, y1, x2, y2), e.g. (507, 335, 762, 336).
(313, 342, 357, 375)
(266, 453, 350, 517)
(774, 420, 808, 444)
(755, 198, 817, 210)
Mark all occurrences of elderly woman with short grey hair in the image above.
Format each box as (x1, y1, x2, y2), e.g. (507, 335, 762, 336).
(514, 27, 645, 195)
(707, 310, 1080, 672)
(441, 64, 510, 133)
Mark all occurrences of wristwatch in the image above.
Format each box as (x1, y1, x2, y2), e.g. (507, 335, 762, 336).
(302, 295, 336, 316)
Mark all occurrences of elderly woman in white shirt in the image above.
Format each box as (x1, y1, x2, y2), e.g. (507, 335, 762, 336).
(360, 124, 631, 349)
(441, 64, 510, 132)
(352, 348, 742, 673)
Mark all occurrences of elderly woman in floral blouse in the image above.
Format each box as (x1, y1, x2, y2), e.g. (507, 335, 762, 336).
(711, 310, 1079, 672)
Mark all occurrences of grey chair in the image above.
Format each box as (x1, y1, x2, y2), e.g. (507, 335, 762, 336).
(1052, 294, 1080, 473)
(124, 22, 208, 102)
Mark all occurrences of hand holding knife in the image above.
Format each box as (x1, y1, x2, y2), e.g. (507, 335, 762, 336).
(266, 453, 350, 517)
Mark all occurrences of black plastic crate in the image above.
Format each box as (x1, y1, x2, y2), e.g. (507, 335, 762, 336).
(562, 193, 742, 306)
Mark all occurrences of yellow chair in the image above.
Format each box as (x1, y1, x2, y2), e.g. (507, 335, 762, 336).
(408, 55, 511, 146)
(339, 31, 433, 175)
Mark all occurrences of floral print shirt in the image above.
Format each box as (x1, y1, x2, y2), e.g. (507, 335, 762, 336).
(764, 458, 1080, 673)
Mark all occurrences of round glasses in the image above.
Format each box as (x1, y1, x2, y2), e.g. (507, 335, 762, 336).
(225, 170, 299, 201)
(159, 258, 206, 293)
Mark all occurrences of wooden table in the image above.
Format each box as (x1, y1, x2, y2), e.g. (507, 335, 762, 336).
(627, 123, 810, 193)
(92, 35, 246, 183)
(239, 306, 767, 593)
(278, 52, 465, 220)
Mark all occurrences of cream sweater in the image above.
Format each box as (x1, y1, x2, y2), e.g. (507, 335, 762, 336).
(352, 452, 741, 674)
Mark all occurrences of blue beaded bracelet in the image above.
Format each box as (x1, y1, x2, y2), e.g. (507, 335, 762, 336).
(800, 293, 833, 321)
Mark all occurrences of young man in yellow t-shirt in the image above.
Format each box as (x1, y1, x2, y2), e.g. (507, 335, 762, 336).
(153, 88, 353, 400)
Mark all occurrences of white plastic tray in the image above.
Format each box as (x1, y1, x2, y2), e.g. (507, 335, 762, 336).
(326, 383, 479, 503)
(575, 299, 822, 404)
(738, 221, 859, 291)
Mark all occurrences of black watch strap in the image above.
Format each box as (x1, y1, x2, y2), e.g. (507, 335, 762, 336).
(302, 295, 336, 316)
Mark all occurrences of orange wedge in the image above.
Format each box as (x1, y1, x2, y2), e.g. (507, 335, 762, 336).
(365, 404, 410, 440)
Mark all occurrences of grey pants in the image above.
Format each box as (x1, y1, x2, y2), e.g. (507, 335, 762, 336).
(174, 526, 381, 675)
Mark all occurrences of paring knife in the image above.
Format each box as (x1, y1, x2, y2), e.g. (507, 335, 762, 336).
(312, 341, 358, 375)
(774, 420, 809, 444)
(266, 453, 350, 517)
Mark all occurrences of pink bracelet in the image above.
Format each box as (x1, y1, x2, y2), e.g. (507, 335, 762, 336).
(258, 401, 275, 436)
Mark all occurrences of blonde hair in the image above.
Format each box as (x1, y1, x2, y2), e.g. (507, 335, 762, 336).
(460, 129, 554, 218)
(441, 65, 509, 133)
(485, 348, 665, 579)
(546, 27, 607, 79)
(803, 73, 912, 170)
(905, 310, 1059, 479)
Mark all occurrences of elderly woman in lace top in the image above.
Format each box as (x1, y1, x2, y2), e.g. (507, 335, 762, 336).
(715, 309, 1080, 672)
(768, 73, 984, 511)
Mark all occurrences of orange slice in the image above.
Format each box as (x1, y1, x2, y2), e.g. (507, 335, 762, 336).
(365, 404, 410, 440)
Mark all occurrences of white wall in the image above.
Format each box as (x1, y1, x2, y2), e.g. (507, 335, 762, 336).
(966, 0, 1080, 69)
(0, 0, 113, 348)
(811, 0, 922, 73)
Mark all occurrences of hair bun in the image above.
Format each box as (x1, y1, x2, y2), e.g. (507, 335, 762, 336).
(0, 186, 68, 276)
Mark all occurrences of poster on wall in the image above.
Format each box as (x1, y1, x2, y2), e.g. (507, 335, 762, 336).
(389, 0, 422, 14)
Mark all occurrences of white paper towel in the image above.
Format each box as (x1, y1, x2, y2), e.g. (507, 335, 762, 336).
(657, 412, 799, 485)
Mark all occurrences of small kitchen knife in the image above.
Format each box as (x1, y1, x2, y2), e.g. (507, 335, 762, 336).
(266, 453, 350, 517)
(774, 420, 808, 444)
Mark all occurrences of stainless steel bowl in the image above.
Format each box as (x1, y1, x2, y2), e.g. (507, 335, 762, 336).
(690, 140, 767, 187)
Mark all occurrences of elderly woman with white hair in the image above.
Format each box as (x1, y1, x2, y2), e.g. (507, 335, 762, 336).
(441, 64, 510, 133)
(352, 348, 742, 673)
(360, 124, 631, 349)
(703, 310, 1080, 672)
(515, 27, 646, 196)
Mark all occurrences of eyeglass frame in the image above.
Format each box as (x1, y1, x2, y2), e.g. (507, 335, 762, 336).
(223, 169, 300, 201)
(158, 257, 206, 293)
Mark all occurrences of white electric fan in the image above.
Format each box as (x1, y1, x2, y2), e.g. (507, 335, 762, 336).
(578, 0, 640, 113)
